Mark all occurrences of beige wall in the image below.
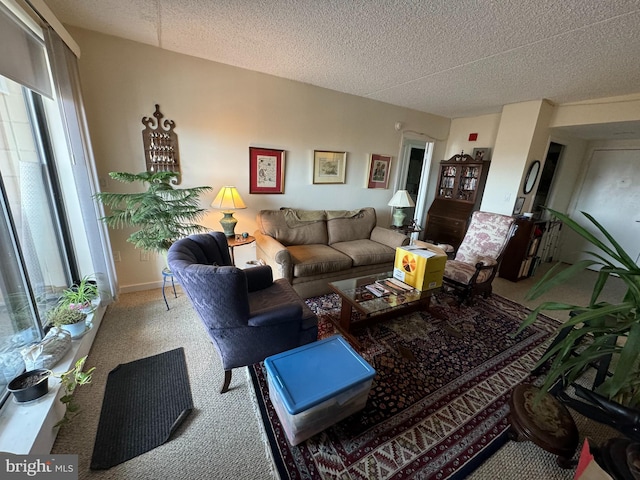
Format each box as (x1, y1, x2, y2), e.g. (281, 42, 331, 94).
(69, 26, 640, 290)
(444, 113, 501, 159)
(69, 27, 450, 291)
(444, 96, 640, 217)
(551, 94, 640, 128)
(480, 100, 545, 214)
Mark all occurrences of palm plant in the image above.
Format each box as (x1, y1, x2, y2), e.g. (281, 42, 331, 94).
(94, 171, 212, 253)
(516, 208, 640, 408)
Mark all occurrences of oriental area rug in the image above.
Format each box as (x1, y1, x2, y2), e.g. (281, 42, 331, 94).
(249, 293, 559, 480)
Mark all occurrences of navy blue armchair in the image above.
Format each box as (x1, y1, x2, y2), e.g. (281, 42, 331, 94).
(168, 232, 318, 393)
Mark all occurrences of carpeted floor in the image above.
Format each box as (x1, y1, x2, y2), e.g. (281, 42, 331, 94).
(251, 293, 560, 479)
(51, 262, 625, 479)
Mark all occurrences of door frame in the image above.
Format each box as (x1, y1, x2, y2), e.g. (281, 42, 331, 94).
(395, 137, 434, 233)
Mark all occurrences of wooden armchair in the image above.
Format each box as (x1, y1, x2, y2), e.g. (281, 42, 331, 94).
(441, 211, 517, 304)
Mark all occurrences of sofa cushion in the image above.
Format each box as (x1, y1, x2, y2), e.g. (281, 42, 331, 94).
(331, 239, 396, 267)
(326, 207, 377, 244)
(288, 244, 353, 277)
(257, 209, 328, 246)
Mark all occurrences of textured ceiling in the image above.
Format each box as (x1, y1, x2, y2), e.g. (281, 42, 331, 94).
(45, 0, 640, 130)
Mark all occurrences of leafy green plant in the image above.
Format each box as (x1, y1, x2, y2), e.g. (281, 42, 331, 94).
(516, 208, 640, 408)
(94, 171, 212, 253)
(53, 356, 95, 427)
(59, 275, 99, 310)
(47, 304, 87, 326)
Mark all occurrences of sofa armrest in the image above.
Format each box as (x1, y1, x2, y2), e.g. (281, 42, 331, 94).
(370, 226, 409, 248)
(254, 230, 293, 281)
(248, 303, 303, 327)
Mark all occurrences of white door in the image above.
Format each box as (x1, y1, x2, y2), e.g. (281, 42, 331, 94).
(564, 148, 640, 267)
(395, 138, 434, 233)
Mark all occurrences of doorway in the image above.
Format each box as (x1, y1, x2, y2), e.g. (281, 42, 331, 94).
(564, 147, 640, 267)
(396, 138, 434, 233)
(532, 142, 563, 217)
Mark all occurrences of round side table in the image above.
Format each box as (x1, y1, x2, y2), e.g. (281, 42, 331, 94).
(162, 267, 177, 310)
(227, 235, 255, 266)
(508, 383, 579, 468)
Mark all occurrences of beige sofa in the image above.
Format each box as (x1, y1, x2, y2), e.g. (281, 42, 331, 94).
(254, 207, 409, 298)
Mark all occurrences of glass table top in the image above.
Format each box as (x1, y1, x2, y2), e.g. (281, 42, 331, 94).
(329, 272, 438, 317)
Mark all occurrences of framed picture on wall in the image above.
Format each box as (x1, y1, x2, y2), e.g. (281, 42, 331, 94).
(513, 196, 525, 215)
(366, 154, 392, 189)
(472, 147, 491, 162)
(249, 147, 285, 194)
(313, 150, 346, 184)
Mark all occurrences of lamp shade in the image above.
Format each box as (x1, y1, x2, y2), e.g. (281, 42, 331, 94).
(211, 186, 247, 211)
(387, 190, 415, 208)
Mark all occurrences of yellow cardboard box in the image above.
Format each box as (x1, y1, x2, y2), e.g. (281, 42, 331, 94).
(392, 244, 447, 291)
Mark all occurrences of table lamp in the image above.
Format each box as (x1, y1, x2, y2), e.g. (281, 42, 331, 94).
(211, 186, 247, 237)
(387, 190, 415, 227)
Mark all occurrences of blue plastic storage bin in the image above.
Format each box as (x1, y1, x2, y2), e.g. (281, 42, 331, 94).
(264, 335, 375, 445)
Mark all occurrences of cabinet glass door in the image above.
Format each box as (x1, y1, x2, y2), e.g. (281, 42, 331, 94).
(438, 166, 456, 198)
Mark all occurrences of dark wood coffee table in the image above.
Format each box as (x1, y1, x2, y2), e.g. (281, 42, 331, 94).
(328, 272, 439, 345)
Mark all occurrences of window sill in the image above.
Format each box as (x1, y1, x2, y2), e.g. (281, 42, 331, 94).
(0, 305, 105, 454)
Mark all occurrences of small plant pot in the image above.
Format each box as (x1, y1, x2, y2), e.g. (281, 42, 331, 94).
(60, 320, 87, 338)
(8, 369, 51, 402)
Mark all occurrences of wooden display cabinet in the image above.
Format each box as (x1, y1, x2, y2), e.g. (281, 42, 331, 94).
(424, 153, 490, 249)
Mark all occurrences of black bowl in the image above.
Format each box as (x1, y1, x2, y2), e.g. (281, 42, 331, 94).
(8, 369, 51, 402)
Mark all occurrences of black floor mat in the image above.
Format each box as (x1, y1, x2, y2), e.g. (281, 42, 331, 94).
(90, 348, 193, 470)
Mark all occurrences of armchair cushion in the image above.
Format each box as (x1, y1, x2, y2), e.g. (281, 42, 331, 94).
(444, 260, 494, 285)
(248, 303, 303, 327)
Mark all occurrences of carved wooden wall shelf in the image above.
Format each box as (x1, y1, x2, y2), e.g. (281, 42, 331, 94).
(142, 104, 181, 184)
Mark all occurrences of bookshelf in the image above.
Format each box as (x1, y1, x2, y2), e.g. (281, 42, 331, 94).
(499, 217, 546, 281)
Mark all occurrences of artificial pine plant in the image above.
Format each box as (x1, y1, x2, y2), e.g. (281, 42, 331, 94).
(94, 171, 212, 253)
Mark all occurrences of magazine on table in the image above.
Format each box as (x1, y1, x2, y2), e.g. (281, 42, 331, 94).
(375, 278, 415, 294)
(365, 283, 390, 297)
(359, 278, 414, 298)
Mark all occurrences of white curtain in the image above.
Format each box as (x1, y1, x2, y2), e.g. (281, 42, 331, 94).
(44, 28, 119, 301)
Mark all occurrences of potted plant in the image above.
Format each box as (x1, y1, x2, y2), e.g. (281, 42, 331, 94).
(7, 356, 95, 426)
(55, 356, 95, 427)
(517, 208, 640, 410)
(47, 303, 88, 338)
(94, 171, 212, 256)
(60, 275, 99, 313)
(8, 368, 51, 402)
